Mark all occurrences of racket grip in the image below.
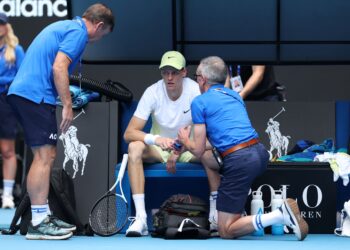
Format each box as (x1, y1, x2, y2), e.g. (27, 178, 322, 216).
(118, 154, 128, 180)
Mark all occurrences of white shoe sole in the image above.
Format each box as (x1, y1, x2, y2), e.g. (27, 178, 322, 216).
(2, 205, 15, 209)
(125, 230, 149, 237)
(64, 226, 77, 232)
(26, 232, 73, 240)
(2, 200, 15, 209)
(285, 198, 309, 241)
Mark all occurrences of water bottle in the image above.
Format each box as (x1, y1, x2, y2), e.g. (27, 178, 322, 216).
(271, 190, 284, 235)
(251, 190, 264, 236)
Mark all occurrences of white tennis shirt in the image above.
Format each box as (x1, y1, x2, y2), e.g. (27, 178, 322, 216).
(134, 77, 200, 139)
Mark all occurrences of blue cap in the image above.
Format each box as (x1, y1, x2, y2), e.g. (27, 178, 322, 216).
(0, 12, 8, 24)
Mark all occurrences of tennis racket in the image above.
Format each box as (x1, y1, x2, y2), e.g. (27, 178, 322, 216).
(89, 154, 129, 236)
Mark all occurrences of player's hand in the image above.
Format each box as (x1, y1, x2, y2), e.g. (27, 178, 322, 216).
(166, 153, 179, 174)
(60, 106, 73, 133)
(155, 137, 175, 150)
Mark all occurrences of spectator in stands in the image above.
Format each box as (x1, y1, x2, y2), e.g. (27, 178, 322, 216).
(0, 12, 25, 209)
(7, 3, 114, 240)
(225, 65, 286, 101)
(177, 56, 308, 240)
(124, 51, 218, 237)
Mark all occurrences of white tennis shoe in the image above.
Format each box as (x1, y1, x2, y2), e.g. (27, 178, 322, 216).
(335, 200, 350, 237)
(2, 195, 15, 209)
(125, 217, 148, 237)
(280, 198, 309, 241)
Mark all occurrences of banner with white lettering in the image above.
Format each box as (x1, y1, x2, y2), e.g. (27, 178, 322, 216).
(247, 163, 336, 234)
(0, 0, 68, 49)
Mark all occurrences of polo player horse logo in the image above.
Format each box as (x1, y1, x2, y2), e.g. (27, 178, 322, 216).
(59, 126, 91, 178)
(265, 107, 291, 160)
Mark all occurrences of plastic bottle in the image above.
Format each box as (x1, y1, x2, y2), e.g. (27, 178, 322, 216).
(271, 190, 284, 235)
(251, 190, 264, 236)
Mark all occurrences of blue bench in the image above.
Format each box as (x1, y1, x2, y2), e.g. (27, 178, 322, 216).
(116, 101, 208, 231)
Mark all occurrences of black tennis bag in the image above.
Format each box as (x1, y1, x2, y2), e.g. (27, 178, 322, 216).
(152, 194, 210, 239)
(1, 168, 92, 236)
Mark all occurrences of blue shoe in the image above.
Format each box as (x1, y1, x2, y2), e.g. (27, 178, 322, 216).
(49, 215, 77, 232)
(26, 217, 73, 240)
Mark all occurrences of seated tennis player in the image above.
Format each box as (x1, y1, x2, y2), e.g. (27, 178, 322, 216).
(123, 51, 218, 236)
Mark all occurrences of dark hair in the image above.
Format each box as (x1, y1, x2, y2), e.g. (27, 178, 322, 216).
(82, 3, 115, 31)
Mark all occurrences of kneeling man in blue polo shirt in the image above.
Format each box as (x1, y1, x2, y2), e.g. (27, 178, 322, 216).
(177, 56, 309, 241)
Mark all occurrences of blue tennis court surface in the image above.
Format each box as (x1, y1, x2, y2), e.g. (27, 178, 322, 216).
(0, 233, 349, 250)
(1, 208, 349, 250)
(0, 208, 16, 229)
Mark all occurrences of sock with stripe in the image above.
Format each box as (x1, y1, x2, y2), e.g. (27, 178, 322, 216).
(31, 205, 48, 226)
(209, 191, 218, 222)
(252, 208, 284, 231)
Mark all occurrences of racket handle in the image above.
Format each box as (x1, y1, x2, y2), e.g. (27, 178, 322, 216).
(118, 154, 128, 181)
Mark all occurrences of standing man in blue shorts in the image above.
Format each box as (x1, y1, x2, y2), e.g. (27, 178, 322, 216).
(7, 3, 114, 240)
(177, 56, 309, 241)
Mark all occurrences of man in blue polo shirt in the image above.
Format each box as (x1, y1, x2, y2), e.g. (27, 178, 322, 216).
(7, 3, 114, 240)
(177, 56, 309, 241)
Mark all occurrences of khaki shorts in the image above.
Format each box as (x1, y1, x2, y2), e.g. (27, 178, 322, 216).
(152, 145, 195, 163)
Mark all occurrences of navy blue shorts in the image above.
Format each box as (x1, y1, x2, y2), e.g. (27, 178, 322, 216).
(0, 93, 18, 139)
(7, 95, 58, 147)
(217, 143, 269, 214)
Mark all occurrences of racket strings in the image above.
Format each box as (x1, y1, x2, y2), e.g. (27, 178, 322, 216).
(90, 194, 128, 235)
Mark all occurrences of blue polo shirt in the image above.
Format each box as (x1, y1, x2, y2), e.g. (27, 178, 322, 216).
(8, 16, 88, 105)
(191, 84, 258, 153)
(0, 45, 25, 94)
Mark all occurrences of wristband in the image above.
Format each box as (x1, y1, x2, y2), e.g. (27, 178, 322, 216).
(144, 134, 160, 145)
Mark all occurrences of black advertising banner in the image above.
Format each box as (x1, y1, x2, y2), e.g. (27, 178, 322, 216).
(247, 163, 336, 234)
(246, 102, 335, 161)
(0, 0, 68, 49)
(245, 102, 336, 233)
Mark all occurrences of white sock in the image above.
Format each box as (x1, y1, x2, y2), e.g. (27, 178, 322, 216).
(3, 179, 15, 197)
(133, 194, 147, 219)
(209, 191, 218, 221)
(252, 209, 284, 230)
(31, 205, 48, 226)
(46, 201, 52, 215)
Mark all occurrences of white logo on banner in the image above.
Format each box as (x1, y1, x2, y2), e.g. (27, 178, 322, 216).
(59, 126, 91, 179)
(265, 107, 291, 160)
(0, 0, 67, 17)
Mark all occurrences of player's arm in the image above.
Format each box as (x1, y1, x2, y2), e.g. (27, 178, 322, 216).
(239, 65, 265, 99)
(124, 116, 148, 143)
(124, 116, 174, 150)
(53, 51, 73, 133)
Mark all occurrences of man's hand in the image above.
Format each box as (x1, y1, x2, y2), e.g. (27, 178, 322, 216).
(166, 153, 179, 174)
(155, 136, 175, 150)
(60, 105, 73, 133)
